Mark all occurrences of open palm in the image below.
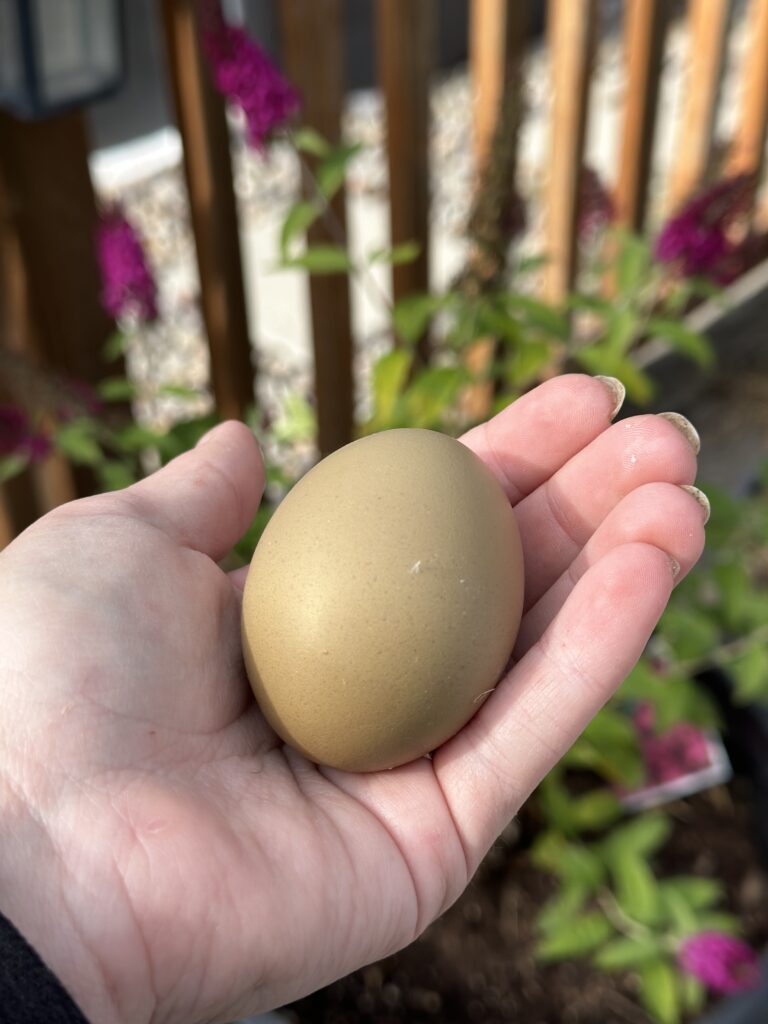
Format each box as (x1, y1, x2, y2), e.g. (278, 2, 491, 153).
(0, 375, 706, 1024)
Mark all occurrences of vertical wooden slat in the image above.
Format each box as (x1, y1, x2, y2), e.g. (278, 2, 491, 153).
(726, 0, 768, 191)
(462, 0, 530, 422)
(0, 109, 105, 515)
(615, 0, 670, 231)
(375, 0, 435, 362)
(543, 0, 597, 303)
(161, 0, 255, 422)
(666, 0, 731, 213)
(279, 0, 354, 456)
(471, 0, 529, 175)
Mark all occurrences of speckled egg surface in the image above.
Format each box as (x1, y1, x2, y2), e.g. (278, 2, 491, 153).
(241, 428, 524, 772)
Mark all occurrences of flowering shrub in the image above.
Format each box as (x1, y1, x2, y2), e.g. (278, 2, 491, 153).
(655, 174, 768, 285)
(201, 1, 299, 150)
(96, 206, 158, 323)
(678, 932, 760, 995)
(0, 406, 50, 467)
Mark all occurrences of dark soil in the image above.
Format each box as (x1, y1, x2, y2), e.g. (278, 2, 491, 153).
(286, 781, 768, 1024)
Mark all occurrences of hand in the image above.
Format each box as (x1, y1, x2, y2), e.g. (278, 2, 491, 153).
(0, 375, 705, 1024)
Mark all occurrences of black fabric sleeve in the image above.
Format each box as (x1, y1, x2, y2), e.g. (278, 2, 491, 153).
(0, 911, 89, 1023)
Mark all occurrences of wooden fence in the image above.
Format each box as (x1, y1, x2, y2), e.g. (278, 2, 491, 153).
(2, 0, 768, 546)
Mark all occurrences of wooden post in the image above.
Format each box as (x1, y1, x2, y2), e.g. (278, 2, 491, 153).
(375, 0, 435, 363)
(615, 0, 670, 231)
(0, 109, 106, 520)
(543, 0, 597, 303)
(665, 0, 731, 214)
(161, 0, 255, 422)
(279, 0, 354, 456)
(471, 0, 529, 176)
(461, 0, 530, 422)
(726, 0, 768, 196)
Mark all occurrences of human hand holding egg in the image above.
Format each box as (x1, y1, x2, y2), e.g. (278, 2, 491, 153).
(0, 375, 706, 1024)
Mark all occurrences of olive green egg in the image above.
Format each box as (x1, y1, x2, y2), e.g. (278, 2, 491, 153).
(241, 428, 524, 772)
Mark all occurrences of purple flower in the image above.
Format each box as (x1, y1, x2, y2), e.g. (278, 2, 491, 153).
(96, 208, 158, 323)
(679, 933, 761, 994)
(0, 406, 50, 462)
(654, 175, 756, 282)
(641, 722, 711, 785)
(579, 166, 615, 241)
(201, 2, 299, 150)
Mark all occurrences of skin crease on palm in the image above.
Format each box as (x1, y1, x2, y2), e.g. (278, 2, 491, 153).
(0, 375, 706, 1024)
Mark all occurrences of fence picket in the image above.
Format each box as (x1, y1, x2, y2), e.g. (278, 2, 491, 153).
(543, 0, 597, 302)
(376, 0, 434, 363)
(279, 0, 354, 456)
(615, 0, 671, 231)
(665, 0, 731, 214)
(726, 0, 768, 211)
(160, 0, 255, 423)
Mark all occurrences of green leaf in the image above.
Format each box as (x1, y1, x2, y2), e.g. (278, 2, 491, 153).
(112, 423, 162, 454)
(616, 231, 651, 297)
(157, 384, 203, 400)
(695, 912, 740, 934)
(281, 245, 352, 274)
(97, 376, 137, 402)
(569, 292, 613, 316)
(603, 813, 671, 860)
(535, 911, 613, 961)
(530, 830, 567, 874)
(505, 295, 569, 340)
(569, 790, 623, 832)
(368, 241, 421, 266)
(647, 317, 714, 368)
(55, 419, 103, 466)
(316, 142, 362, 201)
(393, 293, 444, 347)
(659, 887, 699, 935)
(280, 200, 322, 258)
(538, 772, 577, 833)
(96, 459, 137, 491)
(727, 644, 768, 704)
(593, 936, 663, 971)
(291, 126, 331, 158)
(610, 850, 661, 925)
(680, 974, 706, 1015)
(638, 960, 680, 1024)
(573, 348, 654, 404)
(274, 394, 316, 445)
(370, 349, 412, 425)
(660, 877, 723, 912)
(514, 253, 550, 274)
(658, 606, 720, 662)
(155, 414, 218, 464)
(505, 340, 553, 389)
(536, 881, 591, 933)
(604, 308, 638, 357)
(403, 366, 468, 428)
(0, 453, 29, 483)
(102, 330, 126, 362)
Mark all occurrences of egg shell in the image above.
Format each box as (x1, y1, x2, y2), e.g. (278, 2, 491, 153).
(242, 428, 524, 772)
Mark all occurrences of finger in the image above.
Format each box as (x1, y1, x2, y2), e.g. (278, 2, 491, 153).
(515, 413, 698, 608)
(516, 482, 708, 653)
(434, 542, 676, 864)
(460, 374, 624, 503)
(229, 565, 249, 593)
(123, 421, 265, 561)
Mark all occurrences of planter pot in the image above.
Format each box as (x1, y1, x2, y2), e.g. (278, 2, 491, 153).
(697, 953, 768, 1023)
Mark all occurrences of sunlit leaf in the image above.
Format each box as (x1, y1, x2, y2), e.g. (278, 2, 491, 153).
(638, 960, 680, 1024)
(280, 199, 322, 257)
(281, 245, 353, 274)
(535, 911, 613, 961)
(593, 936, 662, 971)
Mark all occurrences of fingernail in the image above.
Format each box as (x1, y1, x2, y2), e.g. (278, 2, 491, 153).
(680, 484, 711, 524)
(595, 375, 626, 420)
(668, 556, 681, 580)
(658, 412, 701, 454)
(196, 423, 223, 448)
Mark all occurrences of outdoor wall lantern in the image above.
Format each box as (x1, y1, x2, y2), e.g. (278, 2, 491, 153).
(0, 0, 125, 119)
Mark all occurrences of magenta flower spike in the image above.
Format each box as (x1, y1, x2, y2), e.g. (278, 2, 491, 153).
(0, 406, 50, 462)
(679, 932, 761, 994)
(95, 207, 158, 324)
(200, 1, 300, 151)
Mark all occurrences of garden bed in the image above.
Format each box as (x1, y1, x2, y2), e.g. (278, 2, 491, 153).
(284, 784, 768, 1024)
